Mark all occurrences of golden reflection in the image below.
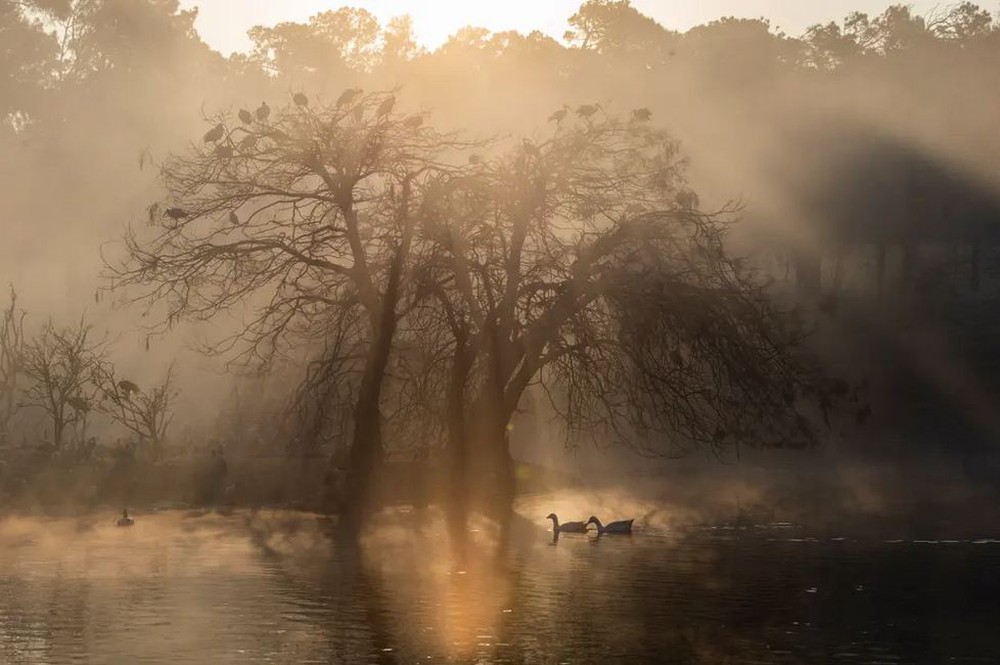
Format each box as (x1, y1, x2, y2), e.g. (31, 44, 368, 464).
(362, 508, 514, 661)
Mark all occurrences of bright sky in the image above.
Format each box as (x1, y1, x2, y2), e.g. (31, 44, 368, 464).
(179, 0, 946, 55)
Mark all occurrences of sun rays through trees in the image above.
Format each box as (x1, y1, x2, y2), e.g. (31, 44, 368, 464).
(110, 91, 821, 537)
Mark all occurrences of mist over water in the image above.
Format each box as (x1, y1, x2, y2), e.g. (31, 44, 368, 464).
(1, 506, 999, 664)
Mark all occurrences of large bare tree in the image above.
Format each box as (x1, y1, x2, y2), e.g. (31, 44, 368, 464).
(402, 109, 819, 531)
(110, 90, 475, 535)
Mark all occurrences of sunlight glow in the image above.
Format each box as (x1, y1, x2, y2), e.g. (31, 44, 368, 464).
(179, 0, 944, 56)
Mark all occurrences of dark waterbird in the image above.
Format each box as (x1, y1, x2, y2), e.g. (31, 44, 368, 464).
(256, 101, 270, 122)
(587, 515, 634, 535)
(164, 207, 189, 221)
(238, 108, 253, 124)
(546, 513, 588, 533)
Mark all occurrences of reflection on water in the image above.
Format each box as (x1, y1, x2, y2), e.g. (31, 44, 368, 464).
(0, 503, 999, 664)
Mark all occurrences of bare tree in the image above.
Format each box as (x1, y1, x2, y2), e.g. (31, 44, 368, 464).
(20, 318, 106, 451)
(109, 90, 477, 535)
(0, 285, 26, 447)
(94, 363, 178, 458)
(404, 109, 820, 529)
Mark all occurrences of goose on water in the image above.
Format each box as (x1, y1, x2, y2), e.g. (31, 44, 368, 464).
(546, 513, 588, 534)
(586, 515, 634, 535)
(116, 508, 134, 527)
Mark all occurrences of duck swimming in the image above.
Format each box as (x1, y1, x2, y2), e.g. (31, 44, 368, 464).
(116, 508, 134, 527)
(546, 513, 588, 534)
(586, 515, 634, 535)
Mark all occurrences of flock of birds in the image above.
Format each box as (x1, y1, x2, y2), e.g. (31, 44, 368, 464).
(546, 513, 634, 536)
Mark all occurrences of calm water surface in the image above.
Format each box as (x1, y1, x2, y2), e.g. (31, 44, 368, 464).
(0, 503, 998, 664)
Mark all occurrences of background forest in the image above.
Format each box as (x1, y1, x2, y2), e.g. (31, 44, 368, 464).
(3, 0, 1000, 533)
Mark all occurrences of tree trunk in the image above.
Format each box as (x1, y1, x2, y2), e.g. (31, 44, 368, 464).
(445, 339, 473, 557)
(336, 329, 393, 539)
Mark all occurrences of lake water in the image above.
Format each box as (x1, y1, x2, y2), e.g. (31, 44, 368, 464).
(0, 503, 998, 664)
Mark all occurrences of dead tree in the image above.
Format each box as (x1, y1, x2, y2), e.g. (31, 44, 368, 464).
(406, 111, 820, 529)
(109, 91, 477, 536)
(0, 286, 26, 447)
(20, 318, 106, 451)
(94, 364, 178, 459)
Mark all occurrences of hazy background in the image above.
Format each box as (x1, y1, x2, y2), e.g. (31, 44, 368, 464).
(3, 0, 1000, 528)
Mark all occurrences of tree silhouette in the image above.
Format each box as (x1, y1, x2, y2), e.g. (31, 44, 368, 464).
(20, 318, 106, 451)
(111, 91, 478, 535)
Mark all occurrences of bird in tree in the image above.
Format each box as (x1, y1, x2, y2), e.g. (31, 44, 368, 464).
(336, 87, 360, 107)
(576, 104, 600, 118)
(293, 92, 309, 107)
(228, 211, 240, 226)
(403, 114, 423, 129)
(549, 108, 568, 124)
(238, 108, 253, 124)
(238, 135, 257, 153)
(376, 96, 395, 118)
(256, 101, 270, 122)
(631, 108, 652, 122)
(67, 396, 90, 413)
(117, 379, 140, 397)
(214, 144, 233, 159)
(203, 123, 224, 143)
(164, 207, 188, 221)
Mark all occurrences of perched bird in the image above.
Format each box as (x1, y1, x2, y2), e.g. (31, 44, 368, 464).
(203, 123, 224, 143)
(228, 211, 240, 226)
(549, 108, 568, 124)
(675, 189, 699, 210)
(631, 107, 652, 122)
(117, 508, 134, 527)
(586, 516, 635, 535)
(164, 207, 189, 221)
(117, 379, 140, 397)
(238, 108, 253, 124)
(376, 96, 395, 118)
(214, 144, 233, 159)
(403, 114, 423, 129)
(293, 92, 309, 107)
(336, 87, 360, 108)
(546, 513, 588, 534)
(576, 104, 600, 118)
(256, 101, 270, 122)
(468, 154, 482, 165)
(67, 396, 89, 413)
(238, 134, 257, 152)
